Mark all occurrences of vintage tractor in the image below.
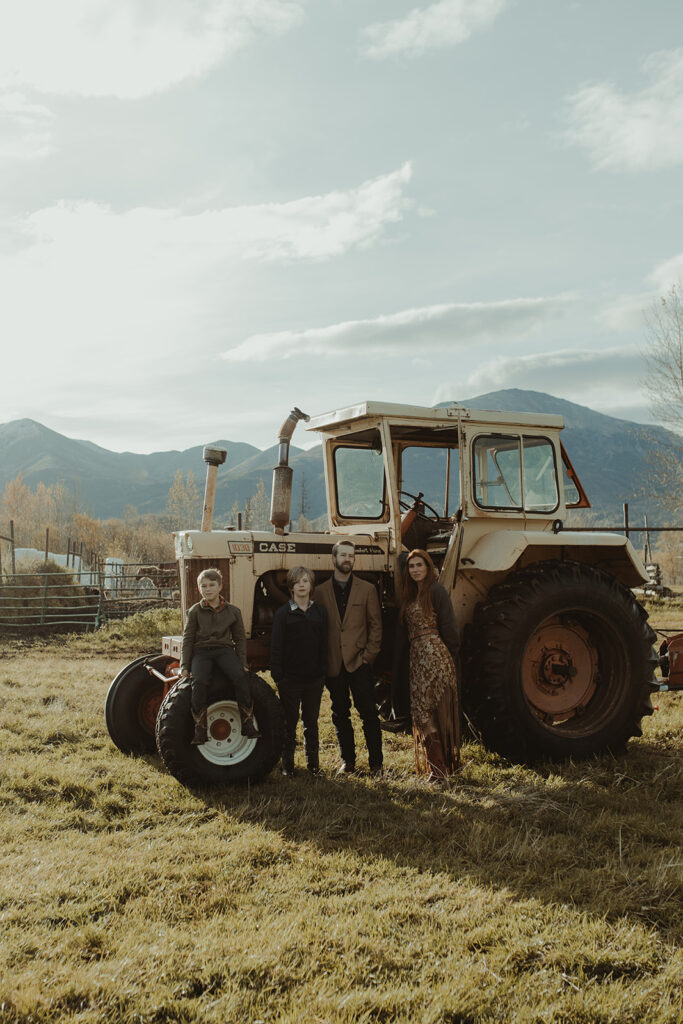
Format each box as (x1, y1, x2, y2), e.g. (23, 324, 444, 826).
(106, 401, 664, 785)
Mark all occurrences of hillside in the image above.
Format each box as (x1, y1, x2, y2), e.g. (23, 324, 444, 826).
(0, 393, 676, 523)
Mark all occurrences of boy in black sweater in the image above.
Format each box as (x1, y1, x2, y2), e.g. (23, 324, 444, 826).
(269, 566, 327, 776)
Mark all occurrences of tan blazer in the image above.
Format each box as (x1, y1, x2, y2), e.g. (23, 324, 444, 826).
(315, 575, 382, 677)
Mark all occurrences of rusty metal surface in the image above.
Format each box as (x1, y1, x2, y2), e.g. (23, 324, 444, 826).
(660, 632, 683, 691)
(522, 618, 598, 720)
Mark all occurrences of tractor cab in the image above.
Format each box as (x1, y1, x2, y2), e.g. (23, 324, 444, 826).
(307, 400, 590, 581)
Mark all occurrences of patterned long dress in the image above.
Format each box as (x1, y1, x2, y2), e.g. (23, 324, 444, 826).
(405, 601, 460, 775)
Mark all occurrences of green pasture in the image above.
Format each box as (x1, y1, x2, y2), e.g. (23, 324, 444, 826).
(0, 606, 681, 1023)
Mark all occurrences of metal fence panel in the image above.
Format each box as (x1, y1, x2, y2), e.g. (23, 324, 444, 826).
(0, 563, 179, 633)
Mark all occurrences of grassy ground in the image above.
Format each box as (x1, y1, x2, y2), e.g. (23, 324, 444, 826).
(0, 609, 681, 1023)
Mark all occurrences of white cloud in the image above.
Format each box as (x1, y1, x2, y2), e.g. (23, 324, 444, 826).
(360, 0, 507, 60)
(0, 91, 54, 161)
(445, 347, 645, 412)
(229, 162, 413, 261)
(0, 0, 305, 99)
(0, 165, 412, 414)
(223, 293, 574, 362)
(598, 293, 651, 333)
(564, 48, 683, 171)
(598, 253, 683, 331)
(646, 252, 683, 293)
(13, 160, 411, 264)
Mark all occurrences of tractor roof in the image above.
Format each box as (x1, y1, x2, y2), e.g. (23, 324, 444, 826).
(307, 401, 565, 435)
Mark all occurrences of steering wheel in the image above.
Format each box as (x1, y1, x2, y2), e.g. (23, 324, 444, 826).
(398, 490, 441, 522)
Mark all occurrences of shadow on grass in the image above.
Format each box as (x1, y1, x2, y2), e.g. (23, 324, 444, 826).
(145, 737, 683, 945)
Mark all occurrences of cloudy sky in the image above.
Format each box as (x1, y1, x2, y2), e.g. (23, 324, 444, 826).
(2, 0, 682, 452)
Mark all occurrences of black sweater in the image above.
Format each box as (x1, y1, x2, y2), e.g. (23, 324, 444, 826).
(270, 600, 328, 685)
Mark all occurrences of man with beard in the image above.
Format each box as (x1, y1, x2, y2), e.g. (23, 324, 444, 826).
(315, 540, 383, 775)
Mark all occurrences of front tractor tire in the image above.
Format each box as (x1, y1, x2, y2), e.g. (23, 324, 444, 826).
(155, 673, 284, 787)
(467, 561, 658, 763)
(105, 654, 177, 754)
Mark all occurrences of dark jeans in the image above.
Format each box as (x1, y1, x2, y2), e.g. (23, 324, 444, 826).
(326, 663, 383, 768)
(277, 677, 324, 760)
(190, 646, 251, 713)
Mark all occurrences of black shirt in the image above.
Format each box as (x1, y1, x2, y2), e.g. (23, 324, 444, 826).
(333, 575, 352, 621)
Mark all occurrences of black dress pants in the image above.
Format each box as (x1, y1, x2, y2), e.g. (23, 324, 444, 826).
(326, 663, 383, 768)
(277, 677, 324, 759)
(190, 646, 251, 713)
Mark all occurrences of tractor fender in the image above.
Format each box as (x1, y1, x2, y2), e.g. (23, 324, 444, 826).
(462, 530, 648, 588)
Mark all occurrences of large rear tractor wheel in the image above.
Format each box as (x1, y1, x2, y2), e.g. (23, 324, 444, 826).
(155, 673, 284, 787)
(467, 561, 658, 762)
(105, 654, 178, 754)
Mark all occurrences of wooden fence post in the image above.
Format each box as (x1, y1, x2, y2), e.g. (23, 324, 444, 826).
(623, 503, 629, 540)
(45, 527, 49, 564)
(10, 520, 15, 574)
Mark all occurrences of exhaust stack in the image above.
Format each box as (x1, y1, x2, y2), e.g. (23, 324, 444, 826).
(270, 407, 310, 534)
(201, 445, 227, 531)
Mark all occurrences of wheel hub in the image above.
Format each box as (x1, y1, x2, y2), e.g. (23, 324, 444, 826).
(522, 619, 598, 722)
(210, 717, 232, 741)
(138, 688, 163, 734)
(198, 700, 257, 765)
(540, 648, 578, 687)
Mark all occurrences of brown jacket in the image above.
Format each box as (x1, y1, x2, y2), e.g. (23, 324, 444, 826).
(315, 575, 382, 676)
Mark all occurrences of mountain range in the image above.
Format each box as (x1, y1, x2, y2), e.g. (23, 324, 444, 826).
(0, 391, 676, 524)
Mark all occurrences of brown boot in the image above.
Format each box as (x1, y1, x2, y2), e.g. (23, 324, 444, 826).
(423, 731, 448, 782)
(238, 704, 261, 739)
(191, 708, 208, 745)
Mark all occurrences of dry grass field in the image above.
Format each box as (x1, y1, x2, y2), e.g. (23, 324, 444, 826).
(0, 604, 681, 1024)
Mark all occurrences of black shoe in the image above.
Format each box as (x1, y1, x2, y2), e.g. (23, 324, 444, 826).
(336, 762, 356, 775)
(369, 764, 384, 777)
(281, 759, 295, 778)
(380, 715, 411, 734)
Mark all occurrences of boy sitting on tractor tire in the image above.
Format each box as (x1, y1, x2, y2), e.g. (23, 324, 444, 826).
(180, 568, 261, 745)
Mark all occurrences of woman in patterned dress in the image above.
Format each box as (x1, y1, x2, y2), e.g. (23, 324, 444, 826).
(395, 549, 461, 780)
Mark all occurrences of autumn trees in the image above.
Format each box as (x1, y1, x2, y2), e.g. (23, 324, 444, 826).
(643, 283, 683, 519)
(642, 282, 683, 581)
(0, 469, 280, 569)
(0, 474, 173, 565)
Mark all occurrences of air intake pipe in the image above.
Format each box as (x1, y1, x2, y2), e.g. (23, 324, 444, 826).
(270, 407, 310, 534)
(201, 445, 227, 531)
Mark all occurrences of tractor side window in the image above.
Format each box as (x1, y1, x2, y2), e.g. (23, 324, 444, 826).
(401, 446, 460, 517)
(560, 443, 590, 508)
(562, 463, 581, 505)
(473, 435, 522, 509)
(522, 436, 559, 513)
(334, 446, 386, 519)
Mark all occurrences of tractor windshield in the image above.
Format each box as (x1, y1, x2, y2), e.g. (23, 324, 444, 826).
(400, 445, 460, 518)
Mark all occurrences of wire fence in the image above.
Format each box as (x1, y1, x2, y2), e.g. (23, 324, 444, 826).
(0, 562, 179, 633)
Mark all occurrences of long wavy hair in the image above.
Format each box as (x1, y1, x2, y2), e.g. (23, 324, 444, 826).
(399, 548, 437, 621)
